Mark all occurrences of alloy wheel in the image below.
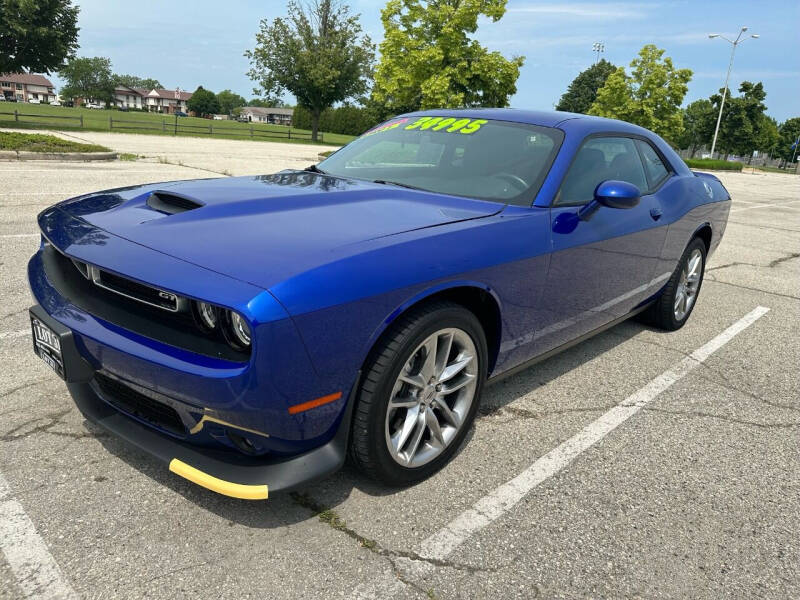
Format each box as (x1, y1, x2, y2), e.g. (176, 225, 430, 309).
(674, 248, 703, 321)
(384, 328, 478, 468)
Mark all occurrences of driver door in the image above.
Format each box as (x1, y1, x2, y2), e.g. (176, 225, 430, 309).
(536, 135, 667, 354)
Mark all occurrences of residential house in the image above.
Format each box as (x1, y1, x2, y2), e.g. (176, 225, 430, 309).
(113, 85, 147, 110)
(144, 89, 193, 114)
(239, 107, 294, 125)
(0, 73, 57, 102)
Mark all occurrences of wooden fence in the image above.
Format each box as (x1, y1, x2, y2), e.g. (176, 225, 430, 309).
(0, 109, 322, 142)
(0, 109, 83, 128)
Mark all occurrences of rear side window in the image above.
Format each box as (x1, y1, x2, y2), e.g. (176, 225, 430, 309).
(636, 140, 670, 188)
(557, 136, 648, 206)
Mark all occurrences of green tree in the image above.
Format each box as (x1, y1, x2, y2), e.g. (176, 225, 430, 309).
(776, 117, 800, 163)
(247, 97, 287, 108)
(371, 0, 523, 116)
(113, 74, 162, 90)
(710, 81, 769, 159)
(187, 86, 220, 116)
(245, 0, 375, 141)
(0, 0, 80, 73)
(216, 89, 247, 114)
(58, 57, 115, 104)
(556, 59, 617, 114)
(677, 99, 716, 157)
(589, 44, 692, 144)
(754, 115, 779, 160)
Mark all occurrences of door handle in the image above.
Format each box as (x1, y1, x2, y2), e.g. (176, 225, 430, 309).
(650, 207, 663, 221)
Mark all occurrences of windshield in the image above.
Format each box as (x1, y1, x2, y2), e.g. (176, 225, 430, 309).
(318, 115, 564, 206)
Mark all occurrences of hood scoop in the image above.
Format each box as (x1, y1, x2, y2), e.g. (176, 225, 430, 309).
(146, 191, 204, 215)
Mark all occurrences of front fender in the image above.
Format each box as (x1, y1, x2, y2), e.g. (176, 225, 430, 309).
(361, 279, 503, 364)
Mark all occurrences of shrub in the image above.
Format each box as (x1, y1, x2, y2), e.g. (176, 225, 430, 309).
(293, 105, 382, 136)
(0, 131, 110, 153)
(684, 158, 744, 171)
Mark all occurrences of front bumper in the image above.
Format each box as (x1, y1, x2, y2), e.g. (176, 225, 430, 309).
(67, 377, 355, 499)
(32, 296, 354, 499)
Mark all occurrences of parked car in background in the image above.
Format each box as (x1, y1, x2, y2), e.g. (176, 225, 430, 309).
(28, 98, 40, 104)
(51, 100, 62, 106)
(28, 109, 730, 500)
(174, 111, 188, 117)
(85, 103, 103, 109)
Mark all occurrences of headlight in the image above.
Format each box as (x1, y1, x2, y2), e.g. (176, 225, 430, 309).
(229, 312, 251, 348)
(192, 300, 251, 351)
(195, 302, 218, 330)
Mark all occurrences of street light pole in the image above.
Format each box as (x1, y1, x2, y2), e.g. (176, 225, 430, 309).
(592, 42, 605, 64)
(708, 27, 759, 158)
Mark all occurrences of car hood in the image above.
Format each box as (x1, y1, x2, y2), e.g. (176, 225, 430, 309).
(55, 172, 503, 290)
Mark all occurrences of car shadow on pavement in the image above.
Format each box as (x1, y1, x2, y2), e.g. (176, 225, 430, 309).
(88, 317, 649, 527)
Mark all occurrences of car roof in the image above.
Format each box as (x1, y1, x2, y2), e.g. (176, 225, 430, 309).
(403, 108, 654, 137)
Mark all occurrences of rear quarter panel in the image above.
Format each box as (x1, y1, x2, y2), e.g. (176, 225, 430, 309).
(656, 172, 731, 278)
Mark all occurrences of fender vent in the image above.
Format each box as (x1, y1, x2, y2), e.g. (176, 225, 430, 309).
(146, 191, 204, 215)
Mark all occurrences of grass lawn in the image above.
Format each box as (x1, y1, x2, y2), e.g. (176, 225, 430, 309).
(754, 164, 798, 175)
(684, 158, 744, 171)
(0, 131, 111, 153)
(0, 103, 355, 146)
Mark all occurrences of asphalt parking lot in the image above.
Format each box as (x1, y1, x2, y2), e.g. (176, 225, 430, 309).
(1, 131, 798, 599)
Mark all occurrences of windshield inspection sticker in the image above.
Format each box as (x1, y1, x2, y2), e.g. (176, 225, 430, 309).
(404, 117, 487, 134)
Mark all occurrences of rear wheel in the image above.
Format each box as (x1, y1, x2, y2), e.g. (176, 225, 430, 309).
(645, 237, 706, 330)
(350, 302, 487, 486)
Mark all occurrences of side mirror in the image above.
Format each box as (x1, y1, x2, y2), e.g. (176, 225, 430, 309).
(577, 180, 641, 221)
(594, 180, 641, 209)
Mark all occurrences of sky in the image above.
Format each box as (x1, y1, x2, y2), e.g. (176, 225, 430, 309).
(56, 0, 799, 122)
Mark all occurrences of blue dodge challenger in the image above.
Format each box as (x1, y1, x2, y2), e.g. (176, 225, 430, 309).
(28, 109, 730, 499)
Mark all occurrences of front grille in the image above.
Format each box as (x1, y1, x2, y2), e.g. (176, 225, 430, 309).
(41, 243, 249, 362)
(95, 372, 186, 436)
(91, 267, 184, 312)
(70, 249, 186, 313)
(70, 258, 90, 279)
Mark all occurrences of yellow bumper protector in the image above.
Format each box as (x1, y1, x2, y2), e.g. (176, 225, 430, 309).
(168, 459, 268, 500)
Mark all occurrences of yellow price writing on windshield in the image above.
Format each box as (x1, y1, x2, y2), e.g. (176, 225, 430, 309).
(404, 117, 487, 134)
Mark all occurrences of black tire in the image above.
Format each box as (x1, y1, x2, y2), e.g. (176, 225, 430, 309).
(350, 301, 488, 486)
(643, 237, 707, 330)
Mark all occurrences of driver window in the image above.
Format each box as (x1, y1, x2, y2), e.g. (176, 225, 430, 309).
(557, 136, 648, 206)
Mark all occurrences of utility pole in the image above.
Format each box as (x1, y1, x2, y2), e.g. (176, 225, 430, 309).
(708, 27, 760, 158)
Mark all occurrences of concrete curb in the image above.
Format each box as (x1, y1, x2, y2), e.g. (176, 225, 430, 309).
(0, 150, 118, 161)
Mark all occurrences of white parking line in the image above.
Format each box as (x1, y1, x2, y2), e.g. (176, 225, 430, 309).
(730, 199, 800, 213)
(353, 305, 770, 597)
(0, 473, 79, 600)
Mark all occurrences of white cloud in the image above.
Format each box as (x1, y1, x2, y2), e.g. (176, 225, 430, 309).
(508, 2, 654, 19)
(483, 31, 713, 51)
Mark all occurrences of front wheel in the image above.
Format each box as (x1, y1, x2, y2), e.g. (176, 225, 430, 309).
(645, 237, 706, 330)
(350, 302, 487, 486)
